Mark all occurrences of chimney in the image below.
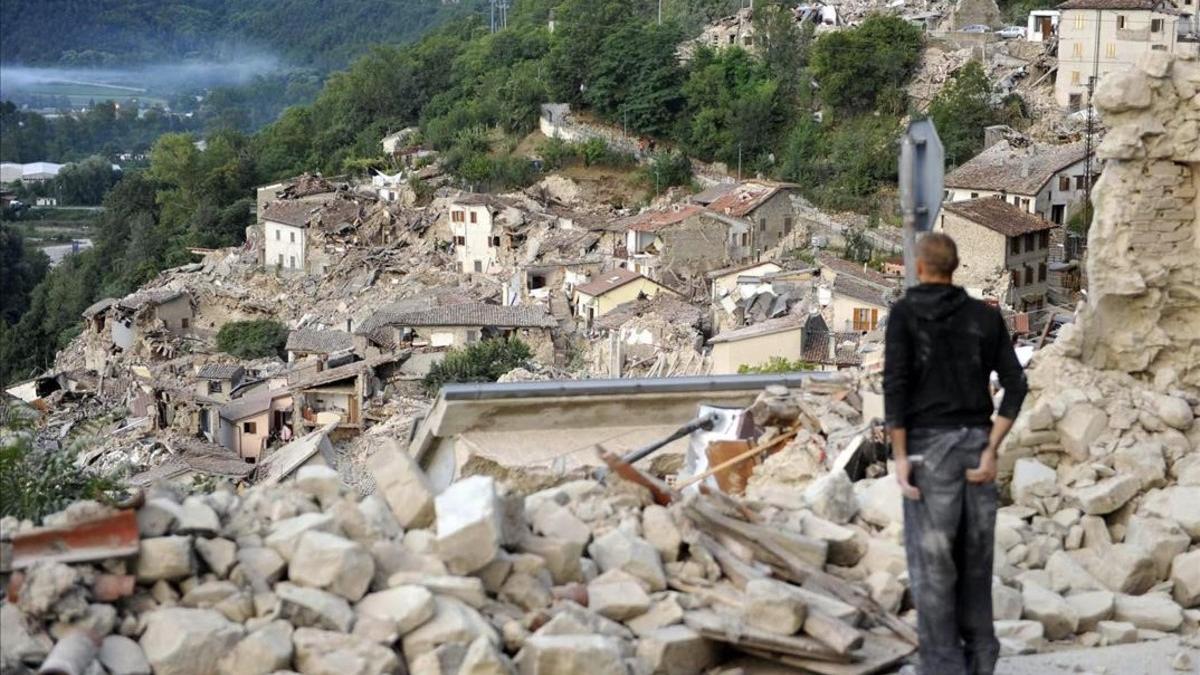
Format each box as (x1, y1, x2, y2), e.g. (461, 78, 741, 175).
(1020, 160, 1032, 179)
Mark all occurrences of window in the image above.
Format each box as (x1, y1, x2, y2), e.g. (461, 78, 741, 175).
(1012, 270, 1021, 288)
(1010, 237, 1021, 255)
(490, 235, 501, 247)
(277, 254, 284, 267)
(474, 260, 483, 272)
(1020, 198, 1030, 210)
(243, 421, 257, 434)
(1059, 176, 1070, 191)
(740, 232, 749, 246)
(452, 211, 464, 222)
(470, 211, 477, 224)
(1152, 45, 1166, 51)
(275, 229, 280, 241)
(1024, 233, 1035, 251)
(1074, 14, 1084, 29)
(783, 217, 793, 235)
(1071, 71, 1081, 86)
(208, 380, 222, 394)
(970, 192, 979, 199)
(180, 318, 189, 329)
(1151, 18, 1162, 32)
(1025, 266, 1034, 285)
(1116, 15, 1126, 28)
(1072, 42, 1082, 57)
(852, 308, 879, 332)
(289, 231, 295, 243)
(453, 235, 465, 246)
(289, 256, 296, 269)
(1075, 175, 1086, 190)
(1069, 93, 1083, 111)
(1038, 262, 1047, 282)
(1105, 43, 1116, 58)
(759, 218, 767, 232)
(1038, 231, 1049, 249)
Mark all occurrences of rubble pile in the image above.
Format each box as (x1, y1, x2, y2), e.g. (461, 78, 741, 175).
(3, 425, 923, 675)
(981, 52, 1200, 654)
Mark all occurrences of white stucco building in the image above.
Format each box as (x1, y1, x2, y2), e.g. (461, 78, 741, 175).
(1054, 0, 1195, 109)
(448, 194, 524, 275)
(262, 201, 311, 274)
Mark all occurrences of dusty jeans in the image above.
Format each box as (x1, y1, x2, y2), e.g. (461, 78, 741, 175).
(903, 426, 999, 675)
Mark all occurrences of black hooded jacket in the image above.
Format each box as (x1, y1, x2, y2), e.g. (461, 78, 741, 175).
(883, 283, 1027, 429)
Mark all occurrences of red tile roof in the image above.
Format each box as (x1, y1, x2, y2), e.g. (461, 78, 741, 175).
(705, 181, 798, 218)
(623, 205, 706, 233)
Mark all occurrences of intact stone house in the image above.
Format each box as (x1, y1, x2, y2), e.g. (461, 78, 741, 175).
(940, 197, 1055, 311)
(944, 140, 1093, 225)
(1055, 0, 1195, 110)
(286, 329, 355, 363)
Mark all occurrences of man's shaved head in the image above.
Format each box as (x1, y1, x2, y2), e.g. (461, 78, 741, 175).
(917, 232, 959, 279)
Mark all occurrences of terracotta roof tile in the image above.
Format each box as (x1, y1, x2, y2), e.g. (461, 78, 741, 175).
(944, 141, 1088, 195)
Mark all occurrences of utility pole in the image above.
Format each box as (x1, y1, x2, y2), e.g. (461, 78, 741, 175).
(737, 144, 743, 182)
(490, 0, 496, 33)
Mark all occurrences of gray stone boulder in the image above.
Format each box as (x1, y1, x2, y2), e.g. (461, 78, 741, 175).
(292, 627, 401, 675)
(515, 634, 626, 675)
(435, 475, 504, 575)
(218, 620, 294, 675)
(355, 585, 436, 637)
(139, 608, 244, 675)
(587, 528, 666, 592)
(289, 531, 375, 601)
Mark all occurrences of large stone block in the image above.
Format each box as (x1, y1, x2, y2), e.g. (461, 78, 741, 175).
(1069, 475, 1140, 515)
(369, 443, 436, 529)
(636, 625, 717, 675)
(1056, 404, 1107, 460)
(136, 536, 194, 582)
(1021, 583, 1078, 640)
(1012, 458, 1058, 508)
(1170, 549, 1200, 608)
(435, 476, 503, 575)
(139, 608, 244, 675)
(1111, 593, 1184, 631)
(293, 627, 401, 675)
(288, 530, 375, 601)
(356, 585, 436, 637)
(515, 635, 625, 675)
(587, 528, 666, 592)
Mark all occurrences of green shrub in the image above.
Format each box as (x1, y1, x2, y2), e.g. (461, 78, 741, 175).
(737, 357, 817, 374)
(640, 151, 693, 193)
(423, 338, 533, 395)
(0, 432, 120, 521)
(216, 319, 288, 359)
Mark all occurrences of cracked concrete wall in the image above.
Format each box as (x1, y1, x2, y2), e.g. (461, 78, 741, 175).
(1067, 52, 1200, 391)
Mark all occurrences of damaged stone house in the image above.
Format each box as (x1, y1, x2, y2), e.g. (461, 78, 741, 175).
(508, 228, 605, 307)
(354, 303, 558, 362)
(944, 139, 1094, 225)
(573, 267, 681, 324)
(695, 180, 807, 260)
(447, 194, 527, 274)
(81, 289, 195, 366)
(939, 197, 1054, 312)
(286, 354, 402, 438)
(261, 197, 363, 276)
(215, 386, 294, 463)
(815, 254, 896, 333)
(193, 363, 246, 403)
(591, 295, 706, 377)
(285, 328, 355, 364)
(617, 204, 739, 284)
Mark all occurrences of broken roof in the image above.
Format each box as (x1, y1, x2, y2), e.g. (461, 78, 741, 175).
(354, 289, 477, 337)
(196, 364, 245, 381)
(117, 288, 187, 311)
(943, 198, 1059, 237)
(705, 181, 798, 218)
(451, 193, 509, 209)
(389, 303, 557, 329)
(286, 329, 354, 354)
(816, 254, 894, 287)
(593, 295, 704, 332)
(706, 260, 785, 281)
(81, 297, 117, 318)
(287, 353, 402, 391)
(262, 199, 319, 228)
(574, 267, 654, 297)
(833, 275, 892, 308)
(691, 182, 737, 206)
(622, 205, 706, 233)
(708, 315, 806, 344)
(944, 141, 1088, 195)
(262, 197, 362, 230)
(219, 387, 287, 422)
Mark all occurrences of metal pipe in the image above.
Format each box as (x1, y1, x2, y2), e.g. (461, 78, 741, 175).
(620, 412, 718, 465)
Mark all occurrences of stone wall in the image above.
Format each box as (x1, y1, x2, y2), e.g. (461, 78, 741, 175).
(1072, 52, 1200, 391)
(539, 104, 643, 158)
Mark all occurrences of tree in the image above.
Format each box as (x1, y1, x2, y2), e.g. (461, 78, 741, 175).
(928, 61, 1017, 168)
(216, 320, 288, 359)
(423, 338, 533, 394)
(55, 156, 120, 205)
(0, 226, 50, 325)
(809, 15, 923, 115)
(752, 2, 812, 102)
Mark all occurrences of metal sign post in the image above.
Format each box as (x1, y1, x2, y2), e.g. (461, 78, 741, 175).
(899, 119, 945, 288)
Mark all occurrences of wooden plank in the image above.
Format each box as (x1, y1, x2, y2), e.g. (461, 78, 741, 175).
(684, 610, 850, 664)
(597, 446, 678, 506)
(804, 609, 864, 655)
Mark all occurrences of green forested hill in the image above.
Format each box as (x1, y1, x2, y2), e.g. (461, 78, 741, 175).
(0, 0, 483, 68)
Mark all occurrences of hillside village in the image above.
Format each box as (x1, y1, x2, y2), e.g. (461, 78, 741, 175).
(2, 0, 1200, 672)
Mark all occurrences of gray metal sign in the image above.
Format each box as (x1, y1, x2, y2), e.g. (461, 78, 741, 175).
(899, 119, 945, 287)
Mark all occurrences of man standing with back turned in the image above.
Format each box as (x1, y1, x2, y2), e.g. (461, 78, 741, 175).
(883, 232, 1028, 675)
